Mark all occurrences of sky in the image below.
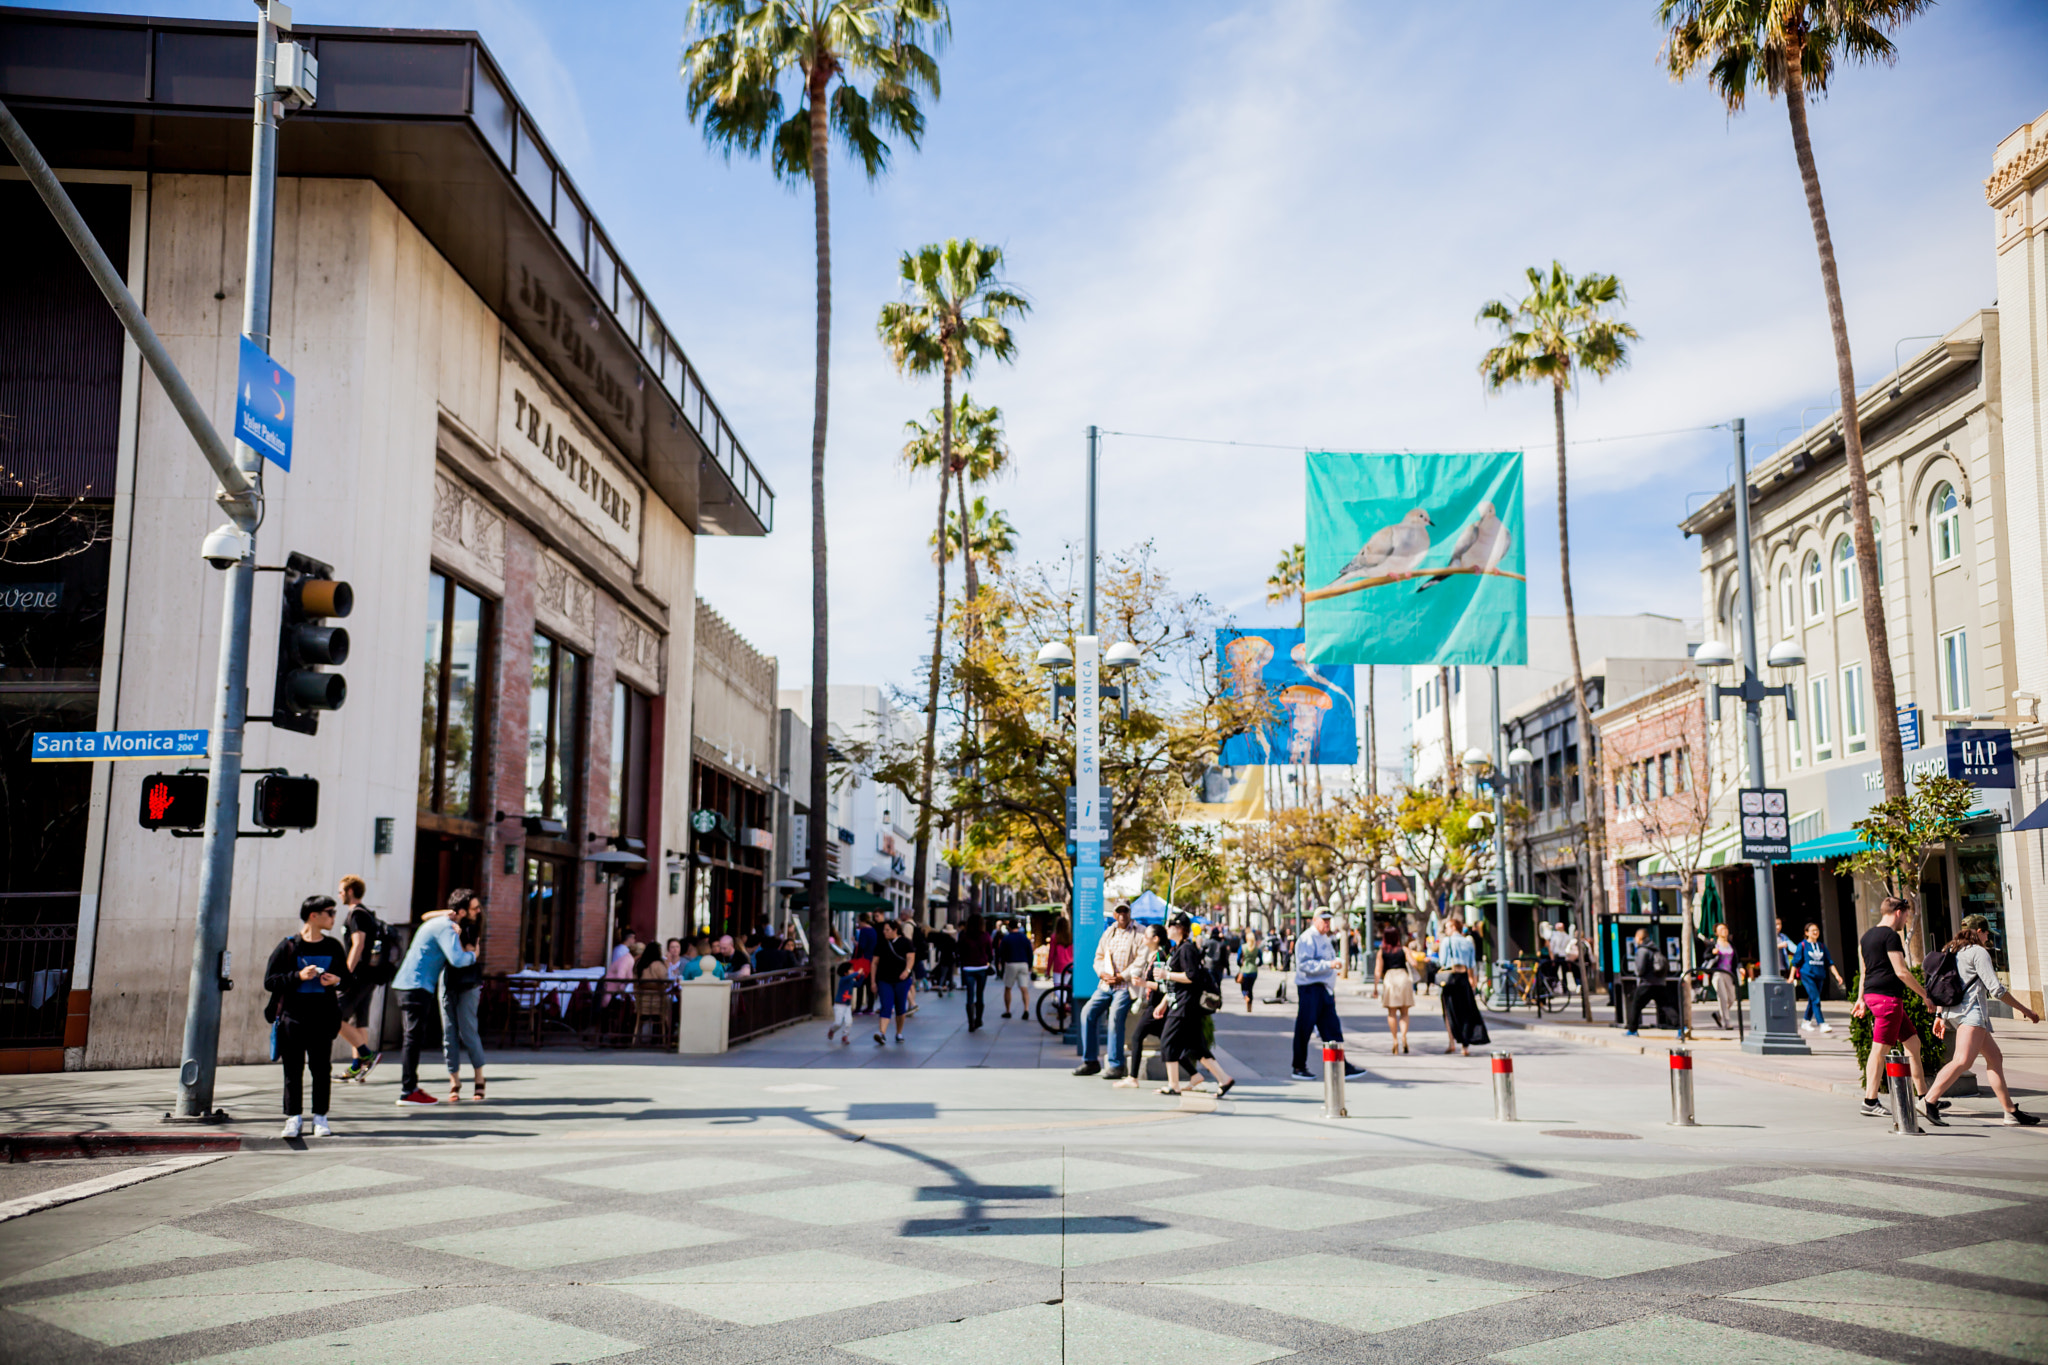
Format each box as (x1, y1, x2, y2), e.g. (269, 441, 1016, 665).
(50, 0, 2048, 772)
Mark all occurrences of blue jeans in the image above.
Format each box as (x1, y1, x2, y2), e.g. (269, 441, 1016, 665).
(1800, 971, 1828, 1025)
(876, 979, 912, 1021)
(960, 967, 990, 1027)
(1292, 981, 1343, 1072)
(1080, 985, 1133, 1067)
(439, 982, 484, 1074)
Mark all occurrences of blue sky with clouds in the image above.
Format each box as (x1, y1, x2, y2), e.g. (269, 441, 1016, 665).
(46, 0, 2048, 764)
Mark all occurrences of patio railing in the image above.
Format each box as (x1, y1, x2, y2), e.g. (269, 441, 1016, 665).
(729, 967, 813, 1045)
(475, 965, 816, 1051)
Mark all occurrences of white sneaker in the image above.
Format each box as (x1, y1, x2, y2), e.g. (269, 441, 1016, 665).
(280, 1115, 303, 1138)
(1820, 1023, 1834, 1033)
(310, 1115, 332, 1137)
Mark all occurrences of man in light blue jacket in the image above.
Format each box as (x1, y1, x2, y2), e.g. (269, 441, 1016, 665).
(1291, 907, 1366, 1081)
(392, 888, 478, 1106)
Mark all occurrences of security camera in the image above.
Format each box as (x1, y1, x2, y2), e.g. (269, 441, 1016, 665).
(200, 523, 250, 570)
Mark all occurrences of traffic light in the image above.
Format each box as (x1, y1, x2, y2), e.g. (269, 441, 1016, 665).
(272, 550, 351, 734)
(138, 773, 208, 830)
(252, 774, 320, 829)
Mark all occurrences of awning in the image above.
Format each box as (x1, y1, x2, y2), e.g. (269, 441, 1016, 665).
(827, 882, 893, 912)
(2014, 799, 2048, 834)
(1637, 823, 1742, 876)
(1786, 829, 1870, 863)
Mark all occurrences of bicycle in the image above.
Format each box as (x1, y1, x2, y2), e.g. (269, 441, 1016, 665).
(1496, 960, 1569, 1014)
(1036, 967, 1073, 1035)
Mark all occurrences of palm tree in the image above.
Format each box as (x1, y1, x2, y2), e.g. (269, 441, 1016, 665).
(1266, 542, 1305, 627)
(682, 0, 948, 1015)
(940, 495, 1015, 569)
(904, 393, 1009, 584)
(1478, 261, 1638, 929)
(878, 239, 1028, 927)
(1659, 0, 1926, 803)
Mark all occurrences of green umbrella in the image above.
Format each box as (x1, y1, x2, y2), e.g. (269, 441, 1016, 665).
(1696, 878, 1725, 938)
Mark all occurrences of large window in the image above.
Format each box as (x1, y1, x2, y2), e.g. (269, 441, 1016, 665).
(1777, 566, 1797, 638)
(1808, 676, 1833, 762)
(418, 573, 490, 816)
(1833, 534, 1858, 609)
(608, 681, 652, 837)
(519, 852, 574, 969)
(1931, 483, 1962, 566)
(1940, 628, 1970, 711)
(526, 632, 584, 823)
(1802, 551, 1826, 623)
(1842, 663, 1867, 755)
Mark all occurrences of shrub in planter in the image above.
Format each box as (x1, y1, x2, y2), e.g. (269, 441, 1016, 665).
(1847, 967, 1949, 1078)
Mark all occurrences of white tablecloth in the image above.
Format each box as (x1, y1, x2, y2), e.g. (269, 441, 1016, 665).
(506, 966, 607, 1017)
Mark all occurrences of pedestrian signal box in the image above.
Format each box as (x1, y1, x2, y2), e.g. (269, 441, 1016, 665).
(138, 773, 208, 830)
(253, 774, 319, 830)
(272, 550, 351, 735)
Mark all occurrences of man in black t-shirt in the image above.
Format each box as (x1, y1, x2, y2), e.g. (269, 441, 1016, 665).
(334, 875, 382, 1081)
(1856, 896, 1933, 1116)
(263, 895, 353, 1138)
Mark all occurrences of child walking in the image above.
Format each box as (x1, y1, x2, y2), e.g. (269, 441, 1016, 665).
(825, 961, 857, 1045)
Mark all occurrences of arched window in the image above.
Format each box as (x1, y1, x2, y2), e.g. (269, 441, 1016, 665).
(1871, 518, 1885, 586)
(1803, 551, 1825, 622)
(1833, 534, 1858, 608)
(1930, 483, 1962, 565)
(1777, 566, 1797, 638)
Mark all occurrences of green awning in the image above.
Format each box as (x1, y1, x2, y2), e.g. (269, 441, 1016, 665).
(827, 881, 894, 911)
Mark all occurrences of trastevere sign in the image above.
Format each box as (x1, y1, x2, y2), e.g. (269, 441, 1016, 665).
(498, 342, 644, 567)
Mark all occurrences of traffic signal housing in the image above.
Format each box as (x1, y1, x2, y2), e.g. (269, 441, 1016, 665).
(273, 550, 351, 734)
(253, 774, 320, 829)
(138, 773, 208, 830)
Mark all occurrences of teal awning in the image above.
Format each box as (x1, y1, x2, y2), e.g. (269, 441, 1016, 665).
(1785, 830, 1871, 863)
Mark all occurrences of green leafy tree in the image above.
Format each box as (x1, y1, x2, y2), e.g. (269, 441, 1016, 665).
(879, 240, 1029, 925)
(1266, 543, 1304, 627)
(683, 0, 948, 1013)
(1659, 0, 1927, 803)
(1477, 262, 1638, 926)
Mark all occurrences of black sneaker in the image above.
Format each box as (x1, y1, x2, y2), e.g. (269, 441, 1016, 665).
(1072, 1060, 1102, 1076)
(2005, 1106, 2041, 1127)
(1925, 1097, 1949, 1114)
(1290, 1068, 1316, 1081)
(1921, 1100, 1948, 1127)
(1858, 1098, 1886, 1117)
(1344, 1064, 1368, 1078)
(1102, 1067, 1127, 1081)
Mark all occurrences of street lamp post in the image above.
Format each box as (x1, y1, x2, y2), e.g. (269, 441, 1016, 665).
(1697, 417, 1809, 1057)
(1463, 690, 1533, 1008)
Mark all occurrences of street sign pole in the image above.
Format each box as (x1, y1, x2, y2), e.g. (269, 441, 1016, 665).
(1728, 418, 1808, 1057)
(1066, 426, 1103, 1049)
(174, 4, 286, 1119)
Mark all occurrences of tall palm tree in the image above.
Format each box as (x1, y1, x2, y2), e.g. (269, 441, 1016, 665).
(683, 0, 948, 1015)
(940, 495, 1015, 569)
(1659, 0, 1927, 803)
(904, 394, 1009, 586)
(1266, 542, 1305, 628)
(1478, 261, 1638, 929)
(878, 239, 1028, 925)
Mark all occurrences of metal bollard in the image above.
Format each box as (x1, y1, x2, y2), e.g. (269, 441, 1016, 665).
(1491, 1052, 1516, 1122)
(1667, 1047, 1697, 1127)
(1322, 1045, 1348, 1118)
(1886, 1050, 1921, 1136)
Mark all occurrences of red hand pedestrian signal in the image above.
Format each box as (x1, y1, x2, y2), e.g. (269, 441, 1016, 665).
(138, 773, 207, 830)
(147, 780, 174, 822)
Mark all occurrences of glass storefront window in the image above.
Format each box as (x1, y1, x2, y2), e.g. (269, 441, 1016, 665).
(608, 680, 651, 836)
(1956, 841, 2007, 975)
(526, 632, 583, 823)
(419, 573, 491, 816)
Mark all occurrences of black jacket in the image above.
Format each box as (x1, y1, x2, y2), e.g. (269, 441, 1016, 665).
(263, 932, 353, 1030)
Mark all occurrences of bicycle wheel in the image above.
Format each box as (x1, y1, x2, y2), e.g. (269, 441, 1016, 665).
(1036, 984, 1070, 1035)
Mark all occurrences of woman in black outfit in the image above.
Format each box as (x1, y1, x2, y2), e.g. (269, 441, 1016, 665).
(956, 914, 993, 1031)
(1158, 914, 1234, 1097)
(1116, 924, 1171, 1088)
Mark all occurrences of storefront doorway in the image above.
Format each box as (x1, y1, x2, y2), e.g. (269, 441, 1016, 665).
(520, 852, 576, 970)
(410, 830, 482, 923)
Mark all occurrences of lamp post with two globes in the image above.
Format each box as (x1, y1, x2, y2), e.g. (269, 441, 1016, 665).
(1694, 417, 1810, 1056)
(1463, 688, 1534, 1007)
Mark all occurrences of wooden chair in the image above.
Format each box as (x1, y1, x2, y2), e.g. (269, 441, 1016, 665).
(632, 980, 673, 1049)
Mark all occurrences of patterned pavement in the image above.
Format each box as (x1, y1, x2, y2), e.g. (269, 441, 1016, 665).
(3, 1135, 2045, 1364)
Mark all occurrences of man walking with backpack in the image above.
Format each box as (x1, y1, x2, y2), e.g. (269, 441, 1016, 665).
(1623, 928, 1671, 1037)
(263, 895, 352, 1137)
(1855, 897, 1935, 1118)
(334, 875, 387, 1082)
(391, 888, 479, 1106)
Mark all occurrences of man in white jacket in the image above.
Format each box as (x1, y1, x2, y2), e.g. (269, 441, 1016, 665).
(1291, 907, 1366, 1081)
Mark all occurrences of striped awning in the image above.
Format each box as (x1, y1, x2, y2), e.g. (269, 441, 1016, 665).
(1636, 824, 1741, 877)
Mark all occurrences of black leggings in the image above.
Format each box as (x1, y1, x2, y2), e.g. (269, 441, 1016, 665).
(278, 1017, 337, 1116)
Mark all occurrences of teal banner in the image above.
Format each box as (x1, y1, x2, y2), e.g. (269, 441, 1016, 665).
(1304, 451, 1527, 665)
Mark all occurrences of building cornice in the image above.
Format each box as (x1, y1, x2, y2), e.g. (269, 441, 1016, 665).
(1986, 137, 2048, 207)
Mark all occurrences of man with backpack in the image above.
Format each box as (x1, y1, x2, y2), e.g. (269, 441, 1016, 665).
(334, 875, 390, 1082)
(391, 888, 479, 1106)
(263, 895, 352, 1138)
(1623, 928, 1673, 1036)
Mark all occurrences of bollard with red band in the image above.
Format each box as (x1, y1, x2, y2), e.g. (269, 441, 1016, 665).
(1322, 1045, 1348, 1118)
(1491, 1051, 1516, 1122)
(1886, 1050, 1920, 1136)
(1667, 1047, 1697, 1127)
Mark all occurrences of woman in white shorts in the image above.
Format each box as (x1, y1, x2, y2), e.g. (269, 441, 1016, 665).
(1922, 917, 2042, 1126)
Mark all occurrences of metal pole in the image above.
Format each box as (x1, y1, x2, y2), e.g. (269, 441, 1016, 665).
(1732, 418, 1808, 1057)
(1085, 425, 1098, 637)
(1490, 665, 1509, 1005)
(174, 6, 281, 1118)
(1067, 426, 1102, 1048)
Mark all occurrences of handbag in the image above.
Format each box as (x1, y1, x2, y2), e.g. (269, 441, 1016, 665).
(1199, 990, 1224, 1012)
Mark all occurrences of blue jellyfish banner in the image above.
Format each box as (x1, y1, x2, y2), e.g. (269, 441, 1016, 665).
(1217, 627, 1359, 766)
(1303, 451, 1528, 665)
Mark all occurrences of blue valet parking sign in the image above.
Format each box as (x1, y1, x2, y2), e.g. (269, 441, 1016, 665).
(235, 335, 295, 471)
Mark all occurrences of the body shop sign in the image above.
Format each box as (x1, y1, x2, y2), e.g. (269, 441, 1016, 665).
(499, 347, 643, 566)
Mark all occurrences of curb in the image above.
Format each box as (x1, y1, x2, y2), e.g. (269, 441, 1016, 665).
(2, 1132, 245, 1163)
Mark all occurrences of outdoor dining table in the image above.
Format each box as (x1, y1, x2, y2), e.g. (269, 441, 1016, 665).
(506, 966, 607, 1017)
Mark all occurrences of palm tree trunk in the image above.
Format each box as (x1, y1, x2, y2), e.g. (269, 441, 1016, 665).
(1555, 380, 1609, 934)
(956, 451, 978, 604)
(1364, 664, 1377, 796)
(1784, 58, 1903, 804)
(1438, 666, 1455, 795)
(911, 367, 954, 928)
(805, 79, 834, 1020)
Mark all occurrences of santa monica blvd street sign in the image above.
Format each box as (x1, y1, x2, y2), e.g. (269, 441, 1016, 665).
(33, 729, 209, 762)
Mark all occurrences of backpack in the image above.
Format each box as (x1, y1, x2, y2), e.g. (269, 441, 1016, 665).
(1923, 949, 1966, 1008)
(353, 910, 402, 984)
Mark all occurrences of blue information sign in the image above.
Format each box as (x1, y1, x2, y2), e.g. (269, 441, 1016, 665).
(234, 335, 295, 471)
(32, 729, 209, 762)
(1896, 704, 1921, 752)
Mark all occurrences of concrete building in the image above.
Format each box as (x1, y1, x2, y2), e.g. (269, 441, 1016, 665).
(1407, 614, 1699, 790)
(0, 13, 771, 1069)
(686, 600, 777, 942)
(1681, 303, 2036, 1007)
(779, 685, 933, 923)
(1592, 673, 1717, 975)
